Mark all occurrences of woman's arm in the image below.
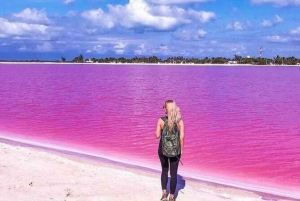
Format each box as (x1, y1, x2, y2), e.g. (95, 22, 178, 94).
(155, 118, 163, 139)
(179, 119, 185, 155)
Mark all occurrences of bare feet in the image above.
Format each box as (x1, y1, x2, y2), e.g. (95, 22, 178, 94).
(160, 190, 168, 201)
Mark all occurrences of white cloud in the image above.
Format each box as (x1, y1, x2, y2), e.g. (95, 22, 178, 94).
(115, 49, 125, 54)
(18, 46, 28, 52)
(261, 15, 283, 27)
(198, 49, 204, 53)
(0, 17, 48, 37)
(86, 45, 107, 54)
(196, 29, 207, 37)
(85, 28, 98, 34)
(152, 44, 170, 55)
(64, 0, 75, 5)
(114, 42, 127, 49)
(290, 27, 300, 35)
(148, 0, 213, 4)
(134, 44, 147, 55)
(274, 15, 283, 23)
(251, 0, 300, 6)
(187, 10, 216, 23)
(81, 0, 216, 31)
(261, 20, 272, 27)
(174, 29, 206, 41)
(96, 37, 123, 43)
(265, 35, 288, 43)
(13, 8, 51, 24)
(229, 45, 247, 55)
(114, 42, 128, 54)
(233, 22, 243, 30)
(17, 42, 54, 52)
(226, 21, 251, 30)
(107, 0, 182, 30)
(210, 40, 217, 44)
(35, 42, 53, 52)
(82, 8, 115, 29)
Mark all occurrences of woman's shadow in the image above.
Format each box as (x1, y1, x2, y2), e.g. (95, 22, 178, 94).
(167, 174, 186, 198)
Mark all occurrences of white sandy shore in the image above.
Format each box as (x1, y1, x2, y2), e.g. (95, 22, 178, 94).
(0, 141, 296, 201)
(1, 61, 299, 67)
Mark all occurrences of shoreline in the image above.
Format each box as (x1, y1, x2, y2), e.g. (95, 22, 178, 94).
(1, 137, 298, 201)
(1, 61, 300, 67)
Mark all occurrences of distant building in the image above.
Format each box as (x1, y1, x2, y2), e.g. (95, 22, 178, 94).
(228, 60, 238, 64)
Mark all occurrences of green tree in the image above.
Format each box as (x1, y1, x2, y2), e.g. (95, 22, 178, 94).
(234, 55, 242, 63)
(73, 54, 84, 63)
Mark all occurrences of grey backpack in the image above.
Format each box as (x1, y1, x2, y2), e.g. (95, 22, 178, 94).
(161, 117, 181, 157)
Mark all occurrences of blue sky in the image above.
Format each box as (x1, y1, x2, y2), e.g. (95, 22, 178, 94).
(1, 0, 300, 60)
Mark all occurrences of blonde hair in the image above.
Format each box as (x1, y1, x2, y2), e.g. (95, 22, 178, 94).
(164, 100, 181, 130)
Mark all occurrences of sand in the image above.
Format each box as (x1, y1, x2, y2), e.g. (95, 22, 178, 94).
(0, 141, 297, 201)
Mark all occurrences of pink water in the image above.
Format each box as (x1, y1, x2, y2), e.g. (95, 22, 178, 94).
(0, 64, 299, 198)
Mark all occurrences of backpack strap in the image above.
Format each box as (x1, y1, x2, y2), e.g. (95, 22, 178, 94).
(160, 116, 168, 134)
(161, 116, 168, 123)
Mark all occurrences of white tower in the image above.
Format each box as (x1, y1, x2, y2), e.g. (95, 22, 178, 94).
(259, 46, 263, 58)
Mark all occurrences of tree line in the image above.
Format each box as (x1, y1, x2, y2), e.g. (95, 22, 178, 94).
(71, 54, 300, 65)
(1, 54, 300, 65)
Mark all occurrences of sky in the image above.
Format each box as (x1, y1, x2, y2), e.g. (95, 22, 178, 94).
(1, 0, 300, 60)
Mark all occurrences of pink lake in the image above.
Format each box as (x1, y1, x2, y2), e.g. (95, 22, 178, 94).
(0, 63, 299, 199)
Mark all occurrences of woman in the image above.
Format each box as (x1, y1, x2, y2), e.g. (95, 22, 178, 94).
(155, 100, 185, 201)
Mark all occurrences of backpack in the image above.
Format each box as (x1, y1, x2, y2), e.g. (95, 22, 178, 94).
(161, 117, 181, 157)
